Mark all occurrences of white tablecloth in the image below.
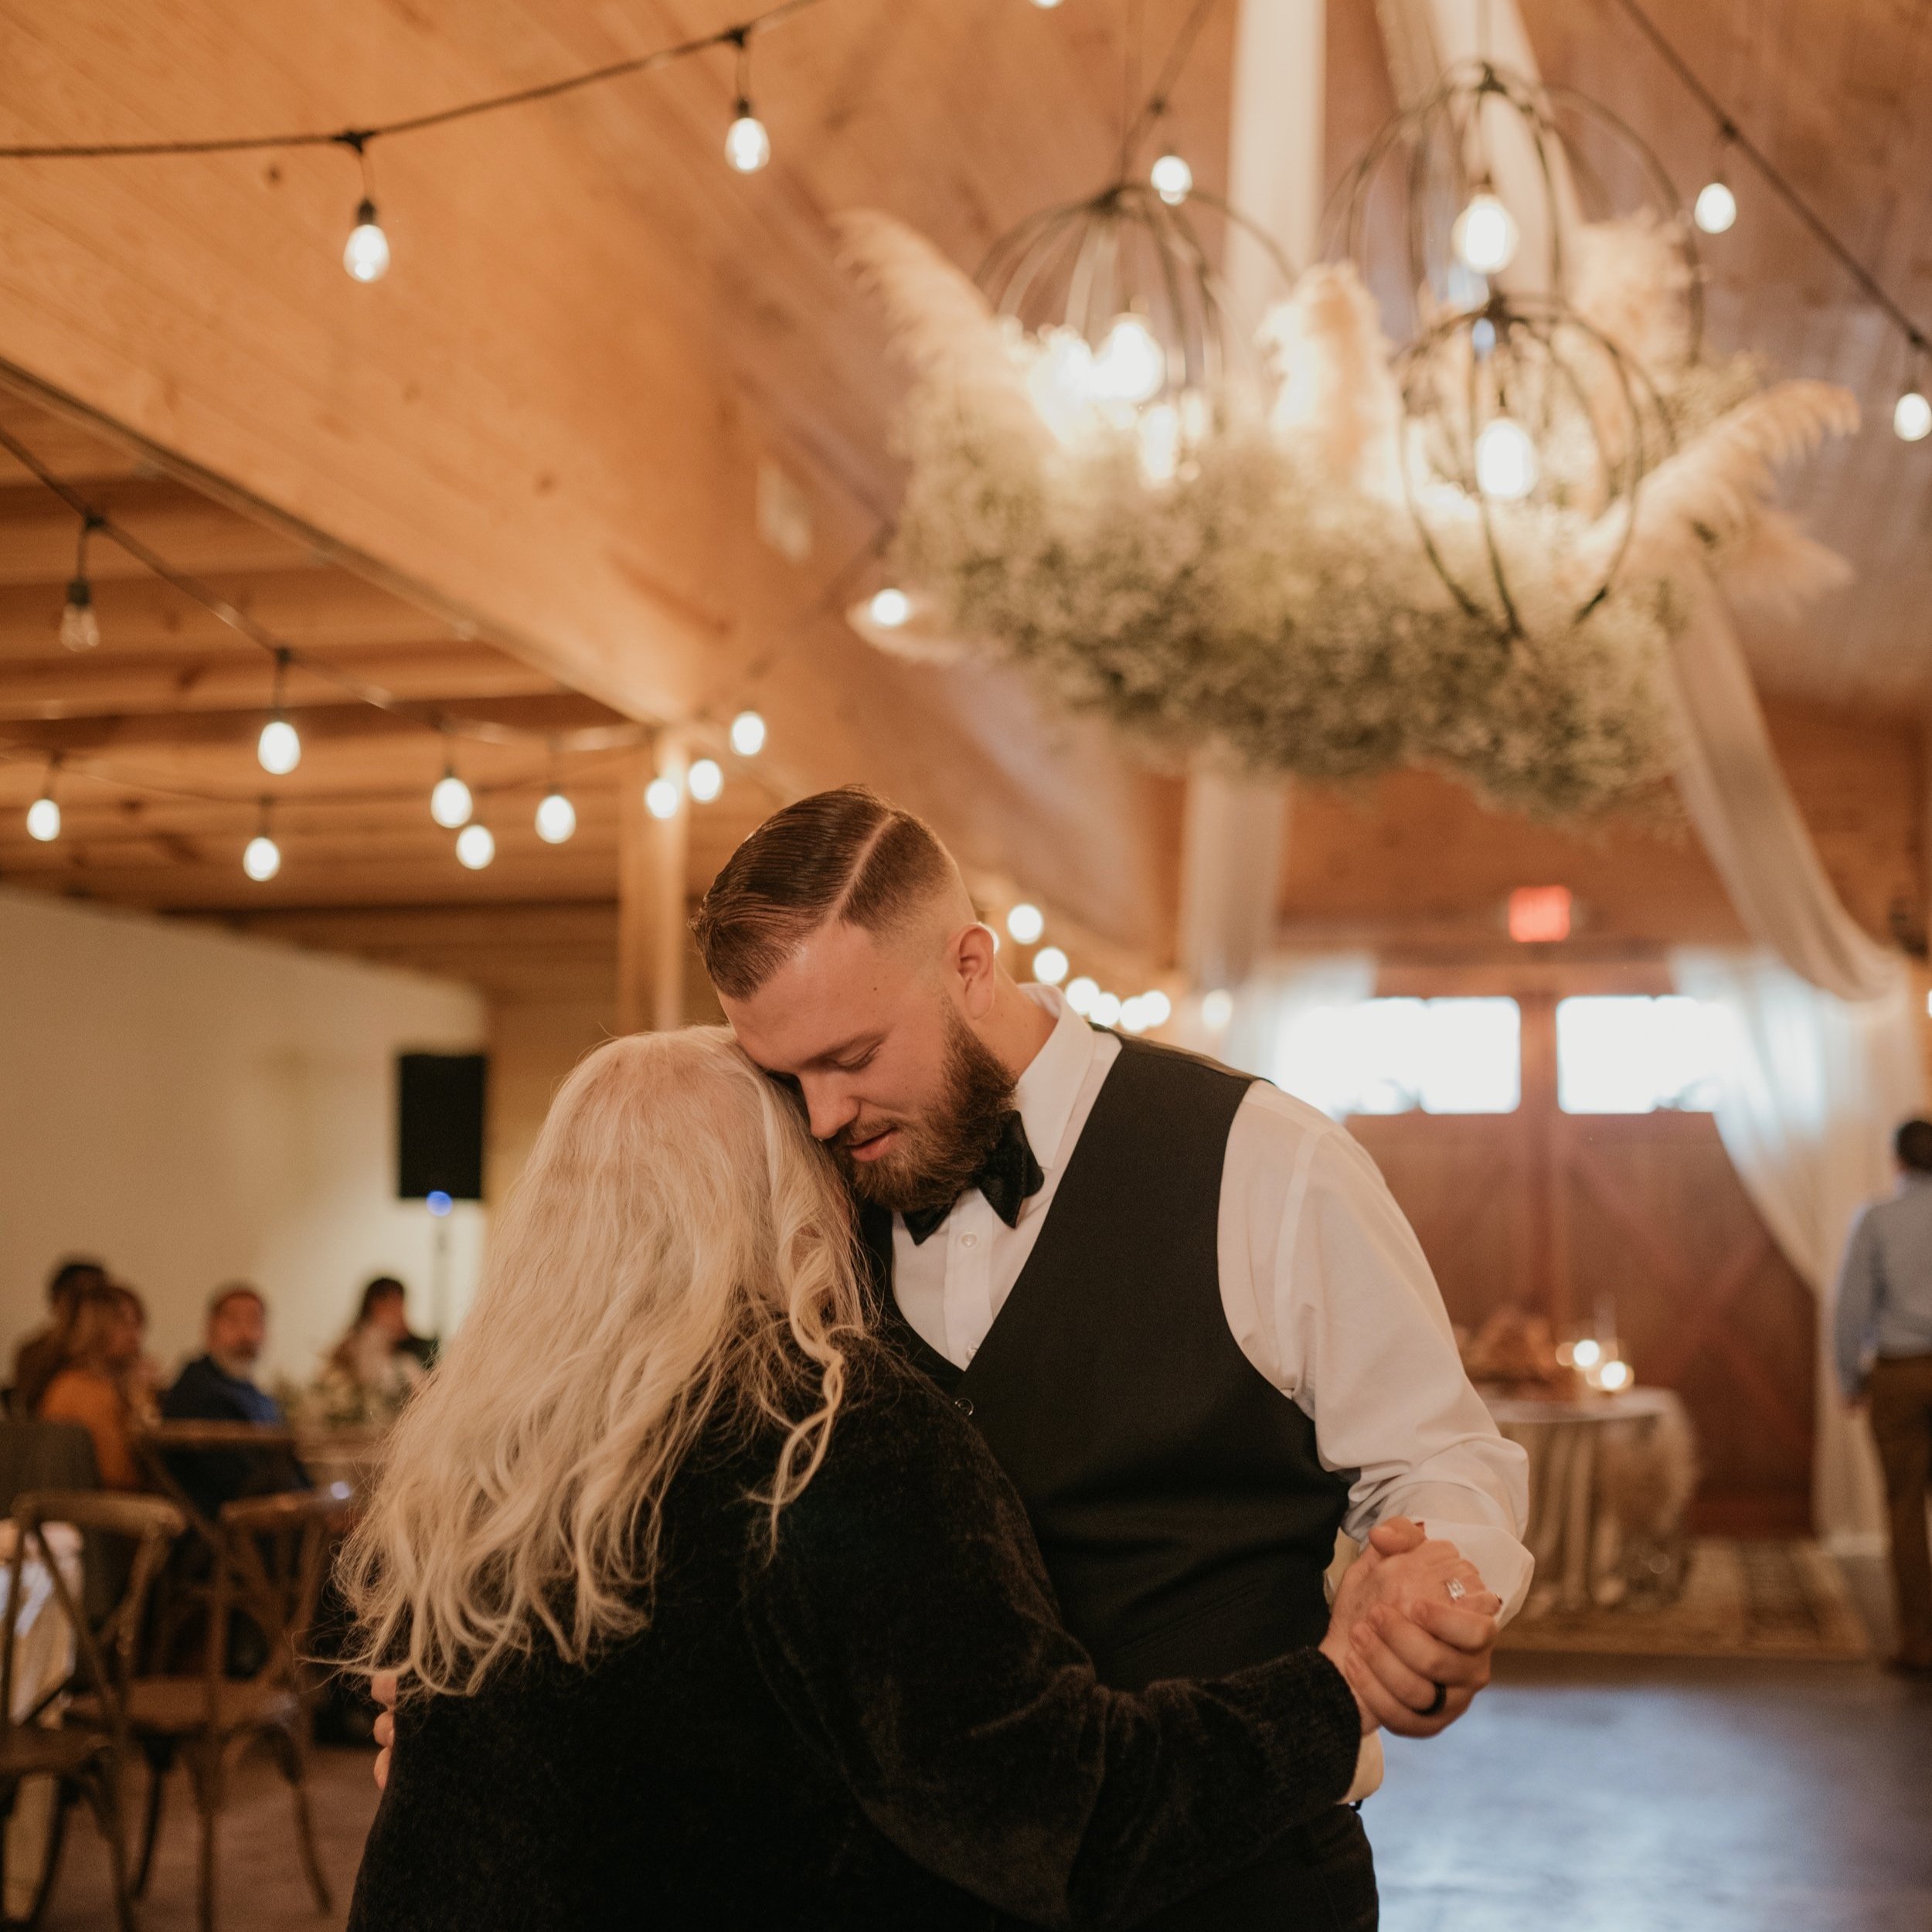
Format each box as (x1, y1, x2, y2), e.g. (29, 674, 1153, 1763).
(2, 1521, 82, 1917)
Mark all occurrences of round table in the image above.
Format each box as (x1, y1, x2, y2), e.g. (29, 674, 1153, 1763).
(1482, 1387, 1696, 1614)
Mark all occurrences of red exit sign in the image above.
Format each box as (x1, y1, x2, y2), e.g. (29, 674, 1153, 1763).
(1509, 885, 1573, 944)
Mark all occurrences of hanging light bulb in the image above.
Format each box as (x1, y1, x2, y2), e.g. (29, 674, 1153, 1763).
(867, 587, 912, 628)
(1141, 988, 1173, 1027)
(1150, 151, 1193, 206)
(645, 775, 682, 820)
(60, 579, 100, 652)
(455, 821, 495, 869)
(26, 794, 60, 842)
(1895, 387, 1932, 443)
(729, 709, 767, 756)
(1693, 177, 1736, 236)
(257, 716, 301, 776)
(687, 757, 723, 803)
(1452, 188, 1519, 276)
(1065, 975, 1100, 1016)
(1006, 902, 1045, 944)
(1474, 416, 1539, 501)
(430, 767, 474, 828)
(1200, 988, 1234, 1031)
(1090, 314, 1166, 404)
(1090, 990, 1124, 1027)
(243, 832, 281, 882)
(725, 108, 770, 172)
(1032, 944, 1069, 985)
(535, 789, 577, 844)
(1030, 0, 1065, 9)
(343, 199, 391, 282)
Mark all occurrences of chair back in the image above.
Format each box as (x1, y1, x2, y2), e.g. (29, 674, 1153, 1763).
(0, 1420, 115, 1620)
(206, 1486, 353, 1713)
(3, 1490, 183, 1743)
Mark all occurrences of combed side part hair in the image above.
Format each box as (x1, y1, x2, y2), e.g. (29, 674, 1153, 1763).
(692, 785, 954, 998)
(336, 1027, 866, 1700)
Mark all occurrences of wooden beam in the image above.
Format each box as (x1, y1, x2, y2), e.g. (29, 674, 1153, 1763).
(617, 742, 689, 1034)
(0, 478, 315, 583)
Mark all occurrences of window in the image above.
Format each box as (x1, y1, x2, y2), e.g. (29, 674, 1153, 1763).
(1275, 998, 1522, 1119)
(1556, 996, 1724, 1114)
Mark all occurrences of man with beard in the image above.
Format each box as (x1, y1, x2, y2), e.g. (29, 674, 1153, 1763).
(693, 786, 1531, 1932)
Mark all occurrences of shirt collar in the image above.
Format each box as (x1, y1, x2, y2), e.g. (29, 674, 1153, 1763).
(1015, 984, 1101, 1173)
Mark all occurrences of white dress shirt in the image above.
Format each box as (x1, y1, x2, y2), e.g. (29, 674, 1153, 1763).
(892, 986, 1534, 1622)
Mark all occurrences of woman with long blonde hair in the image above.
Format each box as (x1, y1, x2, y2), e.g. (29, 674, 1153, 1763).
(345, 1027, 1493, 1929)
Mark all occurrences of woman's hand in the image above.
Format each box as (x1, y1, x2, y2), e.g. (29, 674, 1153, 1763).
(372, 1672, 397, 1790)
(1318, 1519, 1502, 1739)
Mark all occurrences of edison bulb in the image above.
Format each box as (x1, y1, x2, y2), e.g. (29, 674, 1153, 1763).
(1090, 991, 1123, 1028)
(535, 791, 577, 844)
(1090, 315, 1166, 405)
(1896, 389, 1932, 442)
(344, 202, 390, 283)
(1599, 1358, 1633, 1391)
(26, 796, 60, 842)
(1141, 988, 1172, 1027)
(1006, 902, 1044, 944)
(243, 834, 281, 882)
(1150, 151, 1193, 206)
(1692, 179, 1736, 236)
(1066, 975, 1100, 1016)
(867, 587, 911, 628)
(1572, 1337, 1603, 1369)
(455, 822, 495, 869)
(1032, 944, 1069, 986)
(1452, 191, 1519, 276)
(430, 772, 473, 828)
(729, 709, 767, 756)
(725, 114, 770, 173)
(257, 718, 301, 776)
(687, 757, 723, 803)
(60, 589, 100, 652)
(645, 776, 681, 819)
(1474, 417, 1539, 501)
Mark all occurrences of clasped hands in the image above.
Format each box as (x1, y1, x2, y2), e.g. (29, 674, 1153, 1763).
(1317, 1518, 1502, 1739)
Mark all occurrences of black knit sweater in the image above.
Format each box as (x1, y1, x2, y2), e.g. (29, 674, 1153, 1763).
(347, 1340, 1362, 1930)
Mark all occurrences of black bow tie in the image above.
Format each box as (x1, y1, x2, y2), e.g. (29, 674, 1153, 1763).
(902, 1111, 1045, 1244)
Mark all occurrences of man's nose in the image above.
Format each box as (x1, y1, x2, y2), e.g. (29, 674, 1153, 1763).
(801, 1077, 859, 1143)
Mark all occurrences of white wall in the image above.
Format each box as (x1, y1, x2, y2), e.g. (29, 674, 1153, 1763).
(0, 887, 487, 1393)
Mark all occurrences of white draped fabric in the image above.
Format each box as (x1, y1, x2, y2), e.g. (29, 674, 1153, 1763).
(1672, 951, 1927, 1543)
(1209, 953, 1378, 1105)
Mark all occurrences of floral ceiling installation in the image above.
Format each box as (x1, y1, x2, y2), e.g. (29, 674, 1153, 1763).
(839, 176, 1855, 823)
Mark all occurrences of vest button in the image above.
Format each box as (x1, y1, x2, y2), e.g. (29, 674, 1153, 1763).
(954, 1396, 975, 1417)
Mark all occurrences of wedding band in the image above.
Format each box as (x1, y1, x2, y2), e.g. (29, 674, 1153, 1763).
(1424, 1682, 1447, 1716)
(1446, 1577, 1468, 1602)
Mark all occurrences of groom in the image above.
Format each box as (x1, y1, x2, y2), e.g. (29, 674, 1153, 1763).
(692, 786, 1531, 1929)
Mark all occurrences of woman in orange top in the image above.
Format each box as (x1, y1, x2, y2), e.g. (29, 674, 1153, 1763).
(37, 1284, 154, 1490)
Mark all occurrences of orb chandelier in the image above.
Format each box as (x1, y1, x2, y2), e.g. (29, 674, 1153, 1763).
(1330, 60, 1699, 634)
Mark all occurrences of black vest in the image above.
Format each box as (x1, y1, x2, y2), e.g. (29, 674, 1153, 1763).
(862, 1034, 1354, 1692)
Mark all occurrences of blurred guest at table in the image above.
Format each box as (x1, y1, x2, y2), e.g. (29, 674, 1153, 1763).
(313, 1277, 431, 1424)
(36, 1281, 153, 1489)
(10, 1255, 108, 1417)
(1836, 1117, 1932, 1677)
(162, 1282, 305, 1520)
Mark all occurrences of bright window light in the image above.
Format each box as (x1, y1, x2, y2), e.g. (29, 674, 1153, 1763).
(1556, 996, 1724, 1114)
(1274, 998, 1521, 1119)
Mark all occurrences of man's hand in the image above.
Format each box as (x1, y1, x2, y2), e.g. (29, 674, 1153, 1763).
(1321, 1519, 1501, 1739)
(372, 1671, 397, 1791)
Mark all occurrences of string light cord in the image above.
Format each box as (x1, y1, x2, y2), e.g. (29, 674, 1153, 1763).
(0, 0, 829, 162)
(1116, 0, 1223, 179)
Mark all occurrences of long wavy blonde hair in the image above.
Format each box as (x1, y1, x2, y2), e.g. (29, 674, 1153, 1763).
(338, 1026, 866, 1698)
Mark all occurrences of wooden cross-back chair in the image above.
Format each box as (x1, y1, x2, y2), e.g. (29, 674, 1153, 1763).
(2, 1489, 183, 1931)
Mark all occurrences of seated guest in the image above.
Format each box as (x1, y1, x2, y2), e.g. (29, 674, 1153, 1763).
(11, 1255, 108, 1416)
(162, 1283, 304, 1519)
(320, 1277, 431, 1421)
(37, 1282, 153, 1489)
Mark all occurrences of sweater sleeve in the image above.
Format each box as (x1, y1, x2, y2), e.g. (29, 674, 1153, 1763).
(741, 1357, 1363, 1930)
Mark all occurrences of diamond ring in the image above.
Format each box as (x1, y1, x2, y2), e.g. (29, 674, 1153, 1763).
(1446, 1577, 1468, 1602)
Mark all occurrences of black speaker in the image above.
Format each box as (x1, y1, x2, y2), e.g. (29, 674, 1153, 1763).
(396, 1053, 488, 1202)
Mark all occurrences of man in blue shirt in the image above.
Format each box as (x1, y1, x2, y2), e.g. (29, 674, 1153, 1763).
(162, 1282, 304, 1522)
(1835, 1118, 1932, 1675)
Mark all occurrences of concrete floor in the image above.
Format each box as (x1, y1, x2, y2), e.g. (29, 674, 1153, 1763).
(34, 1655, 1932, 1930)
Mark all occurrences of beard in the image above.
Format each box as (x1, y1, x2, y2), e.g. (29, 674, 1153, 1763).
(833, 1005, 1015, 1216)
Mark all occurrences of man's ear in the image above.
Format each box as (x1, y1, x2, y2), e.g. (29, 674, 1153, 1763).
(952, 920, 1000, 1019)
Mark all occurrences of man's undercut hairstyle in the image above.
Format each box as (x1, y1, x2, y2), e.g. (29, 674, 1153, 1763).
(1896, 1118, 1932, 1173)
(692, 786, 956, 998)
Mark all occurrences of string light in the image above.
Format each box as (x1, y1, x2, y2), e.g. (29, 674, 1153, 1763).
(243, 801, 281, 882)
(1066, 975, 1100, 1016)
(1150, 151, 1192, 206)
(1452, 186, 1519, 276)
(1118, 995, 1151, 1033)
(1032, 944, 1069, 985)
(535, 788, 577, 843)
(1693, 124, 1738, 236)
(60, 514, 101, 652)
(1090, 990, 1123, 1027)
(687, 757, 723, 802)
(1895, 376, 1932, 444)
(730, 709, 767, 756)
(338, 134, 390, 283)
(1005, 902, 1045, 944)
(430, 763, 474, 828)
(26, 760, 60, 842)
(255, 651, 301, 774)
(645, 775, 682, 819)
(455, 821, 496, 869)
(1475, 417, 1539, 500)
(1030, 0, 1066, 9)
(1200, 988, 1233, 1030)
(1141, 988, 1172, 1026)
(866, 587, 911, 628)
(723, 30, 771, 174)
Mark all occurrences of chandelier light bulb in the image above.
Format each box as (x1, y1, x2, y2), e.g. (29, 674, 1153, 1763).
(1065, 975, 1100, 1016)
(687, 757, 723, 803)
(1005, 902, 1045, 944)
(257, 717, 302, 776)
(60, 580, 100, 652)
(1894, 389, 1932, 443)
(1692, 179, 1737, 236)
(1090, 315, 1166, 405)
(729, 709, 767, 757)
(867, 587, 912, 628)
(645, 775, 682, 820)
(1474, 416, 1539, 501)
(1032, 944, 1069, 986)
(1150, 152, 1193, 206)
(243, 834, 281, 883)
(535, 790, 577, 844)
(344, 199, 391, 282)
(26, 794, 60, 842)
(455, 822, 496, 869)
(1452, 190, 1519, 276)
(725, 108, 770, 174)
(430, 770, 474, 828)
